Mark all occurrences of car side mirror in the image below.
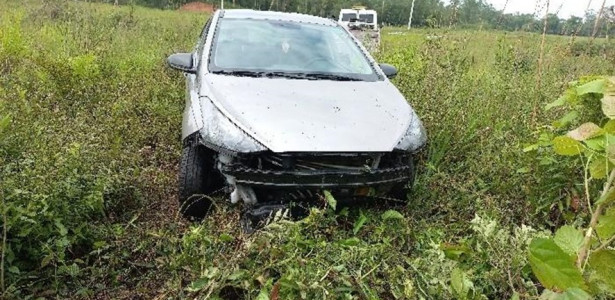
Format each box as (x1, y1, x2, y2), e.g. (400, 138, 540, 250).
(379, 63, 397, 79)
(167, 53, 196, 74)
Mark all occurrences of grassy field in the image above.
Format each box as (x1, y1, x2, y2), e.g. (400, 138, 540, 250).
(1, 1, 615, 299)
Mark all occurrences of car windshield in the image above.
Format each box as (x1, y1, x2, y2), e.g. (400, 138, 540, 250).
(209, 18, 379, 81)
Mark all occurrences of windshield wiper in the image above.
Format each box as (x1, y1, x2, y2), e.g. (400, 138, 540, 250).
(212, 70, 363, 81)
(301, 73, 362, 81)
(262, 72, 310, 79)
(211, 70, 266, 77)
(211, 70, 309, 80)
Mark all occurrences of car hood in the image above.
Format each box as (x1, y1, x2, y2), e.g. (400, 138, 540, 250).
(200, 74, 414, 152)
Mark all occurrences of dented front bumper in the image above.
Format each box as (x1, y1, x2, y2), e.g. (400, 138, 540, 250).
(219, 152, 415, 229)
(219, 152, 414, 190)
(221, 164, 413, 188)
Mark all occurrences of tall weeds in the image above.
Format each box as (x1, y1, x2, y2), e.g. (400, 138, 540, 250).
(1, 0, 615, 298)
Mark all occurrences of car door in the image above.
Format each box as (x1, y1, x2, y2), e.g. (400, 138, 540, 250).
(182, 17, 214, 139)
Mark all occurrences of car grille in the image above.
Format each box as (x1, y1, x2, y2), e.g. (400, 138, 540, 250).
(267, 153, 379, 171)
(233, 152, 412, 171)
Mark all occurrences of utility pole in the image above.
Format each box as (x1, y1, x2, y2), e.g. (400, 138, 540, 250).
(496, 0, 509, 27)
(221, 0, 224, 9)
(571, 0, 594, 45)
(592, 0, 608, 40)
(407, 0, 416, 29)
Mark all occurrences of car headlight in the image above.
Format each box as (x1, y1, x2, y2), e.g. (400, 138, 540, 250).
(199, 97, 268, 153)
(394, 110, 427, 152)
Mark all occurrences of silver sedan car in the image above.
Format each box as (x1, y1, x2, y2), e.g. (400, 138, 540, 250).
(167, 9, 427, 221)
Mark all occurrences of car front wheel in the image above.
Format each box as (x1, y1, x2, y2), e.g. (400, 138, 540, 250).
(178, 144, 224, 220)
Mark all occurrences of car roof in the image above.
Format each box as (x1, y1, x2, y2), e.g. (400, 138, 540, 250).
(221, 9, 339, 27)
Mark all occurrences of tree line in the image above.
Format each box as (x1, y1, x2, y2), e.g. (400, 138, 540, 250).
(107, 0, 615, 37)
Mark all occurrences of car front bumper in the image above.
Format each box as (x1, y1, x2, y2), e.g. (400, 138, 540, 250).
(221, 164, 414, 188)
(219, 152, 414, 189)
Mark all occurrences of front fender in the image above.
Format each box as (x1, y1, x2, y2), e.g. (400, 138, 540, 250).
(182, 73, 203, 140)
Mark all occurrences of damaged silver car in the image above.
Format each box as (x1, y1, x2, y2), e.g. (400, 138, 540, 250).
(167, 9, 427, 220)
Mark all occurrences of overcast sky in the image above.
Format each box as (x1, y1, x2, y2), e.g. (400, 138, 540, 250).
(483, 0, 613, 18)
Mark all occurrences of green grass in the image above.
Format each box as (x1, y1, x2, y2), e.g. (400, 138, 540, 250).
(1, 1, 614, 299)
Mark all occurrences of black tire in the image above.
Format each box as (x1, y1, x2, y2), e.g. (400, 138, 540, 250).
(178, 144, 224, 220)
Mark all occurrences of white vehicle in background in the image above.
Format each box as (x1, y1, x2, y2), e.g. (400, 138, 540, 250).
(338, 6, 380, 52)
(339, 6, 378, 29)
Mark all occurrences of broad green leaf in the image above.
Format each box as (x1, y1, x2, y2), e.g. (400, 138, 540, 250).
(584, 137, 605, 151)
(607, 145, 615, 161)
(605, 134, 615, 149)
(186, 277, 209, 292)
(558, 288, 591, 300)
(539, 132, 555, 144)
(589, 157, 611, 179)
(323, 190, 336, 210)
(596, 207, 615, 240)
(441, 243, 472, 260)
(588, 250, 615, 293)
(597, 188, 615, 205)
(528, 238, 587, 291)
(603, 119, 615, 134)
(567, 122, 604, 141)
(511, 292, 520, 300)
(602, 88, 615, 119)
(539, 288, 591, 300)
(381, 209, 404, 220)
(353, 212, 368, 235)
(552, 136, 583, 156)
(451, 268, 473, 299)
(603, 79, 615, 119)
(576, 79, 606, 95)
(553, 226, 584, 257)
(546, 96, 566, 111)
(554, 111, 579, 128)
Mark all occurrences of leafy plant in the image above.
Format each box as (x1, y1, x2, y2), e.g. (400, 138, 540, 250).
(4, 0, 615, 298)
(528, 77, 615, 298)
